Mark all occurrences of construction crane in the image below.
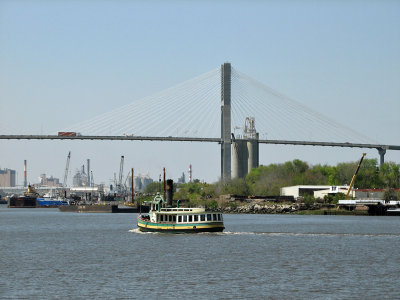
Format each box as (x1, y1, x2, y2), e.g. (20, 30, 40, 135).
(63, 151, 71, 187)
(345, 153, 366, 199)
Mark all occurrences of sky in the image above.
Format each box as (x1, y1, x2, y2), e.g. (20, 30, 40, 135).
(1, 0, 399, 186)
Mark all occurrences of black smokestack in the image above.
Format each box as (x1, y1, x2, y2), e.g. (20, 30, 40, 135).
(166, 179, 173, 206)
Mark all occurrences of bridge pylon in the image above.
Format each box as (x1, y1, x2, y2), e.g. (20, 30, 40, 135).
(221, 62, 231, 182)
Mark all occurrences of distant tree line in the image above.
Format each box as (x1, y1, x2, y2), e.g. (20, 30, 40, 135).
(144, 158, 400, 201)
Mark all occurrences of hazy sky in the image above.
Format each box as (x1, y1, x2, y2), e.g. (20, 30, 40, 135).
(1, 1, 399, 185)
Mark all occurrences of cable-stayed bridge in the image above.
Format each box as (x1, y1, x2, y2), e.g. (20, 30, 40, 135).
(1, 63, 399, 181)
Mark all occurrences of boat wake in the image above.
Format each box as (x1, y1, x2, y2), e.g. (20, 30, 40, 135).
(129, 228, 150, 234)
(218, 231, 400, 238)
(128, 228, 399, 237)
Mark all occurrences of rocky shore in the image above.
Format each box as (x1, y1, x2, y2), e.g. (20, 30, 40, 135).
(217, 203, 329, 214)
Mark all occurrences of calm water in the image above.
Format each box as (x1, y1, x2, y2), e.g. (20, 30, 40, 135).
(1, 205, 399, 299)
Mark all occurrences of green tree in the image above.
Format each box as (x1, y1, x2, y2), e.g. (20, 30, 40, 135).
(220, 178, 249, 196)
(383, 188, 398, 202)
(356, 159, 382, 188)
(144, 181, 162, 194)
(303, 194, 315, 208)
(379, 162, 400, 188)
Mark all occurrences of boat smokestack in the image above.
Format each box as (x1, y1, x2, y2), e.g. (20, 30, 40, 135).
(188, 164, 192, 183)
(24, 160, 27, 187)
(166, 179, 173, 207)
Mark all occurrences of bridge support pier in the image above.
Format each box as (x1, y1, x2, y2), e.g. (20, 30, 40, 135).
(221, 62, 231, 182)
(232, 138, 259, 179)
(378, 147, 386, 167)
(232, 140, 248, 179)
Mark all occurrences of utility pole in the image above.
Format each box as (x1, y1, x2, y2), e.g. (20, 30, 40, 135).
(131, 168, 134, 204)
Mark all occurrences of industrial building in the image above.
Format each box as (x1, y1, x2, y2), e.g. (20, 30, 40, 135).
(280, 185, 352, 200)
(72, 159, 92, 187)
(39, 174, 61, 187)
(177, 172, 186, 184)
(132, 175, 153, 192)
(0, 168, 16, 187)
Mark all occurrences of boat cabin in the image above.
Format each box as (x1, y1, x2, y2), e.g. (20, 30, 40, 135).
(145, 194, 223, 225)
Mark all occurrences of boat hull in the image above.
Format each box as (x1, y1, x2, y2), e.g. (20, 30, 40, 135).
(59, 204, 149, 213)
(8, 196, 37, 208)
(137, 219, 224, 233)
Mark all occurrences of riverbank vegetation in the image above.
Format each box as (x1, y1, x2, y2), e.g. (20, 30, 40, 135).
(139, 158, 400, 207)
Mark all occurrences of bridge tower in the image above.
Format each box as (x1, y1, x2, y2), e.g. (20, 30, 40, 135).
(221, 62, 231, 182)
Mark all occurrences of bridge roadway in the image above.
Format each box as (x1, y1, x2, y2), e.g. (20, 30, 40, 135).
(1, 134, 399, 151)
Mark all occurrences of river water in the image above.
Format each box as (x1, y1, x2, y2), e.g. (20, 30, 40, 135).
(1, 206, 399, 299)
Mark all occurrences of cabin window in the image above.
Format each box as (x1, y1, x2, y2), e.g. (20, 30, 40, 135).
(207, 214, 211, 221)
(200, 214, 205, 221)
(213, 214, 217, 221)
(188, 215, 193, 222)
(217, 214, 221, 221)
(173, 215, 176, 222)
(194, 215, 198, 222)
(183, 215, 187, 222)
(178, 215, 182, 222)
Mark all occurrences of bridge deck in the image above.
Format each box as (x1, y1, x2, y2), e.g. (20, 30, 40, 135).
(0, 135, 399, 150)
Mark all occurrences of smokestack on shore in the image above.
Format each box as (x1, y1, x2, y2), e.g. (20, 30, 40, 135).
(24, 160, 27, 187)
(87, 159, 90, 187)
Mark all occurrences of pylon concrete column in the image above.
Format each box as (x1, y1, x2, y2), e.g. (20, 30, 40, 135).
(232, 139, 248, 179)
(378, 147, 386, 167)
(247, 136, 259, 174)
(221, 62, 231, 182)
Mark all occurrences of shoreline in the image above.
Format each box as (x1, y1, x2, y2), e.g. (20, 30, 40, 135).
(215, 202, 371, 216)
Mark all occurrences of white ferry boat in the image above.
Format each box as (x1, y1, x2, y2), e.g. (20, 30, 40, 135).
(137, 194, 224, 233)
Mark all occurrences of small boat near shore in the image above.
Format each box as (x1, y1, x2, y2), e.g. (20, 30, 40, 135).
(386, 207, 400, 216)
(137, 193, 224, 233)
(8, 185, 40, 208)
(8, 185, 69, 208)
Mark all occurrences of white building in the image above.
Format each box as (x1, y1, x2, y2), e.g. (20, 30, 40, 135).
(280, 185, 352, 199)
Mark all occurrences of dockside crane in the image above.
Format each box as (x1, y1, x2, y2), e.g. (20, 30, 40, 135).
(63, 151, 71, 187)
(118, 155, 125, 193)
(345, 153, 366, 199)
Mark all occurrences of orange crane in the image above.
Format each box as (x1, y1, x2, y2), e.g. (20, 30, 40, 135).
(345, 153, 366, 199)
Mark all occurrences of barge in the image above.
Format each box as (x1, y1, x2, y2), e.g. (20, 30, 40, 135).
(59, 203, 149, 213)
